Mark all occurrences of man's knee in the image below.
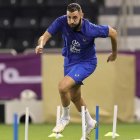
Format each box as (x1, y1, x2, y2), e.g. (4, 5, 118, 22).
(58, 81, 69, 94)
(58, 76, 75, 94)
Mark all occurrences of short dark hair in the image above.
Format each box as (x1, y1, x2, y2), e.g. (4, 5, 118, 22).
(67, 3, 82, 12)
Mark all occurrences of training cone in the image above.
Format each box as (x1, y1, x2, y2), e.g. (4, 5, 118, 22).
(48, 133, 64, 138)
(104, 132, 120, 137)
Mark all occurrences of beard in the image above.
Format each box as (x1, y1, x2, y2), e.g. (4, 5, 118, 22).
(70, 18, 82, 32)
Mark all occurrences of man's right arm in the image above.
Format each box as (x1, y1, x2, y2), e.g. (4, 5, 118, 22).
(35, 31, 52, 54)
(35, 16, 64, 54)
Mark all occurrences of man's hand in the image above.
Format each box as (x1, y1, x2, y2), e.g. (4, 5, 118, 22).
(35, 32, 52, 54)
(107, 53, 117, 62)
(35, 45, 43, 54)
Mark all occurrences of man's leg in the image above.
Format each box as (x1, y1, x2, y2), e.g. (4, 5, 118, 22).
(58, 76, 75, 107)
(70, 85, 97, 140)
(70, 85, 95, 125)
(70, 84, 86, 111)
(52, 76, 76, 133)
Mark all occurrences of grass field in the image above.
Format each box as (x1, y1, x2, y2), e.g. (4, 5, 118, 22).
(0, 123, 140, 140)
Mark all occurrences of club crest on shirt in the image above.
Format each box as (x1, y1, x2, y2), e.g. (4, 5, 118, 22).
(83, 38, 87, 42)
(70, 40, 81, 53)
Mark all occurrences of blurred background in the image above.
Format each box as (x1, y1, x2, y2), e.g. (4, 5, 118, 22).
(0, 0, 140, 53)
(0, 0, 103, 53)
(0, 0, 140, 128)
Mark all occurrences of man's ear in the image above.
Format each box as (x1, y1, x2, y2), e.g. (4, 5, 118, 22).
(81, 12, 84, 18)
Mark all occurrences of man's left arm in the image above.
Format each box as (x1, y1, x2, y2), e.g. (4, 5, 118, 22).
(107, 26, 117, 62)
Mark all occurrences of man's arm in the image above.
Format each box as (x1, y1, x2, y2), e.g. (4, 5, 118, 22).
(107, 26, 117, 62)
(35, 31, 52, 54)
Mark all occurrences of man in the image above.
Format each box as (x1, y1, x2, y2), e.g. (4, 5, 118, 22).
(35, 3, 117, 140)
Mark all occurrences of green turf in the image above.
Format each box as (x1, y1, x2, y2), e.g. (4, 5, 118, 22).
(0, 123, 140, 140)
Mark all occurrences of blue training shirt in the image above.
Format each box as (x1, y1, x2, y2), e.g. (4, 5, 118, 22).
(47, 15, 109, 66)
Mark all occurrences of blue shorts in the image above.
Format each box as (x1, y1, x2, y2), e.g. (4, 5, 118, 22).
(64, 62, 97, 85)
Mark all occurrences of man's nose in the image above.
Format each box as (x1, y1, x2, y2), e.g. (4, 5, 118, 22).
(70, 19, 74, 24)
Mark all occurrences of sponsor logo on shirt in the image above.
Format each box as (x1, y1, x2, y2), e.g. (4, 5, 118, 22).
(70, 40, 81, 53)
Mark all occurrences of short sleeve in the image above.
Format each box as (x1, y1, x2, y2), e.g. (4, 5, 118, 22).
(90, 23, 109, 38)
(47, 17, 63, 36)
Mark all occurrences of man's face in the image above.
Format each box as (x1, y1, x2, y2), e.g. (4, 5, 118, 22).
(67, 10, 82, 30)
